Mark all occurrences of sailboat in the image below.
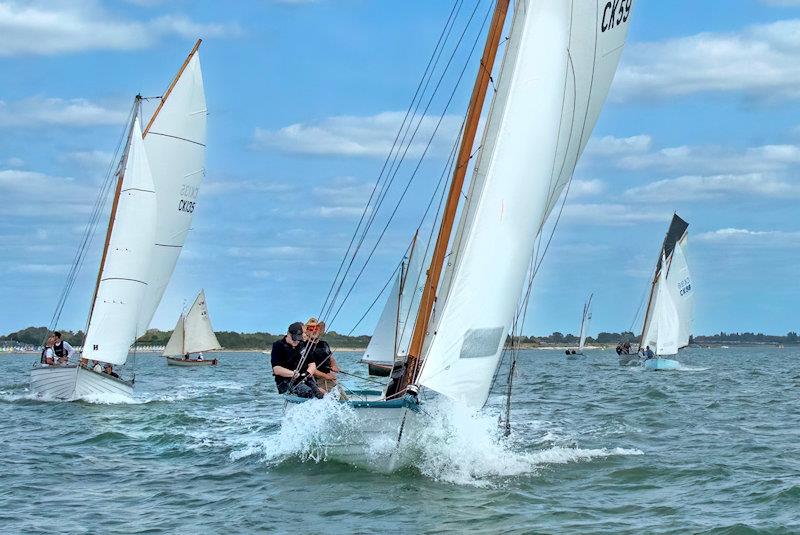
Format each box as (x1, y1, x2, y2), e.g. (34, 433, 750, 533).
(567, 293, 593, 356)
(163, 290, 222, 366)
(30, 40, 207, 400)
(636, 214, 694, 370)
(359, 234, 424, 377)
(284, 0, 635, 469)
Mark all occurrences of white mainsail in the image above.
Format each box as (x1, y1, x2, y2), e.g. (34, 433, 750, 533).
(163, 314, 186, 356)
(653, 254, 680, 356)
(363, 240, 424, 366)
(417, 0, 635, 408)
(578, 294, 593, 352)
(139, 49, 207, 330)
(668, 234, 693, 349)
(83, 117, 157, 365)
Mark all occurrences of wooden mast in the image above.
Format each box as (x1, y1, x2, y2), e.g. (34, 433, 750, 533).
(85, 97, 142, 330)
(143, 38, 202, 137)
(400, 0, 511, 391)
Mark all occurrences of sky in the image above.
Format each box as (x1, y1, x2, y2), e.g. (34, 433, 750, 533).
(1, 0, 799, 338)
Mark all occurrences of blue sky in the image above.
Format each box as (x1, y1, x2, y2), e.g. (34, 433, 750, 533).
(1, 0, 798, 338)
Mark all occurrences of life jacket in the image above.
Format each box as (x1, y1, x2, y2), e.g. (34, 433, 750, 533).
(53, 341, 67, 359)
(40, 347, 48, 364)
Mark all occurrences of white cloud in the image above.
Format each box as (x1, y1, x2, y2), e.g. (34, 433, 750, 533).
(0, 169, 93, 217)
(253, 111, 462, 158)
(614, 19, 800, 101)
(562, 203, 669, 227)
(63, 150, 114, 170)
(5, 157, 24, 167)
(0, 1, 240, 56)
(623, 173, 800, 202)
(568, 179, 606, 198)
(695, 228, 800, 247)
(8, 263, 69, 274)
(585, 135, 652, 157)
(0, 97, 127, 127)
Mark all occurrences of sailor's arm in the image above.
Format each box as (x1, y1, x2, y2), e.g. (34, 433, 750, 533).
(272, 366, 295, 378)
(63, 341, 76, 359)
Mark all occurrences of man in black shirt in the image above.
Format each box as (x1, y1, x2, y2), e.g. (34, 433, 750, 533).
(271, 322, 322, 398)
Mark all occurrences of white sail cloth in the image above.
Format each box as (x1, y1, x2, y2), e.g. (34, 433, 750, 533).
(579, 294, 593, 352)
(83, 118, 157, 365)
(362, 241, 424, 366)
(418, 0, 634, 408)
(139, 52, 207, 330)
(162, 290, 221, 356)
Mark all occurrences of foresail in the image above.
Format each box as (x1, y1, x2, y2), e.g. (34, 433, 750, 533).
(83, 117, 157, 365)
(139, 50, 207, 330)
(667, 233, 693, 349)
(183, 290, 221, 354)
(417, 0, 635, 408)
(162, 314, 185, 356)
(654, 255, 679, 356)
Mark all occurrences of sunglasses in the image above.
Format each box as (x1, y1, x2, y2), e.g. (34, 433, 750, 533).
(305, 325, 319, 332)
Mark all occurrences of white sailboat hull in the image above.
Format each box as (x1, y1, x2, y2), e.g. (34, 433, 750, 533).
(30, 364, 133, 401)
(283, 392, 421, 471)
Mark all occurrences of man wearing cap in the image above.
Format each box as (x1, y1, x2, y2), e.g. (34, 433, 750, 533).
(270, 322, 322, 398)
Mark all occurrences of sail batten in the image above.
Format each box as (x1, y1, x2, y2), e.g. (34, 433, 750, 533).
(417, 1, 635, 408)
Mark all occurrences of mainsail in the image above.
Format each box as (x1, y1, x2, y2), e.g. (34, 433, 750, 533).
(362, 238, 424, 367)
(417, 0, 635, 408)
(578, 293, 594, 352)
(163, 290, 221, 356)
(139, 42, 207, 330)
(640, 214, 693, 356)
(83, 116, 157, 365)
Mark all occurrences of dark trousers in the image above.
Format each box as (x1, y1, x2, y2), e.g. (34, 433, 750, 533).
(276, 376, 323, 399)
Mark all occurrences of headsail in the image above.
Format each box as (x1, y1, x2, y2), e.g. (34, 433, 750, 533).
(183, 290, 221, 354)
(139, 42, 207, 330)
(163, 313, 185, 356)
(417, 0, 635, 408)
(83, 117, 157, 365)
(362, 238, 424, 367)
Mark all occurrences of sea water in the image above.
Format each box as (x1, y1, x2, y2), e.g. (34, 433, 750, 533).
(1, 347, 798, 533)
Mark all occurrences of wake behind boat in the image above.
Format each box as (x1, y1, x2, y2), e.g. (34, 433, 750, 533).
(30, 40, 208, 400)
(163, 290, 221, 366)
(278, 0, 636, 470)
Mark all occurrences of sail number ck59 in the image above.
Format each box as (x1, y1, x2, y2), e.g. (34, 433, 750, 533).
(602, 0, 632, 32)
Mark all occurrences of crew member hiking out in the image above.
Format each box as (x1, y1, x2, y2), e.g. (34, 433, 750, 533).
(52, 332, 75, 364)
(270, 322, 322, 399)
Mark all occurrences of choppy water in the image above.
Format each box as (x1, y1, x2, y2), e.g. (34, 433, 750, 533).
(1, 347, 798, 534)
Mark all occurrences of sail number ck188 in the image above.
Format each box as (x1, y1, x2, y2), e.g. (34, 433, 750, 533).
(678, 278, 692, 296)
(602, 0, 632, 32)
(178, 183, 199, 213)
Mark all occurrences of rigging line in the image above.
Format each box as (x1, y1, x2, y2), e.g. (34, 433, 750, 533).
(47, 100, 136, 335)
(321, 0, 487, 322)
(346, 259, 403, 336)
(324, 3, 495, 330)
(318, 0, 465, 319)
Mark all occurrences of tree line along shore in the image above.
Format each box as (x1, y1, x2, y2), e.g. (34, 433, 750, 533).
(2, 326, 798, 351)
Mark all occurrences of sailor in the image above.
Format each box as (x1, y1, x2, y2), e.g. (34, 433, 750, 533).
(183, 354, 190, 360)
(644, 346, 655, 359)
(93, 361, 103, 373)
(270, 322, 322, 399)
(40, 335, 56, 365)
(196, 353, 204, 361)
(305, 318, 339, 394)
(103, 363, 120, 378)
(52, 332, 75, 364)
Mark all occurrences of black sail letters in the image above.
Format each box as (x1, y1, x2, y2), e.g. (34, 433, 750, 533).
(602, 0, 632, 32)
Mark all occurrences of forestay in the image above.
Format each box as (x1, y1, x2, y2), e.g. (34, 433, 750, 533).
(83, 118, 157, 365)
(139, 50, 207, 330)
(418, 0, 635, 408)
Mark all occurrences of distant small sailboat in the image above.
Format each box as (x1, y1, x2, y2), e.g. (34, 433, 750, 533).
(164, 290, 221, 366)
(567, 293, 593, 357)
(637, 214, 694, 371)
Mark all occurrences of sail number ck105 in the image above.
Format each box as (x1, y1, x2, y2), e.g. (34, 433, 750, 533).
(178, 183, 199, 213)
(602, 0, 632, 32)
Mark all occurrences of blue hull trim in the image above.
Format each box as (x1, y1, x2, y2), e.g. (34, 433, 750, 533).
(283, 391, 422, 412)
